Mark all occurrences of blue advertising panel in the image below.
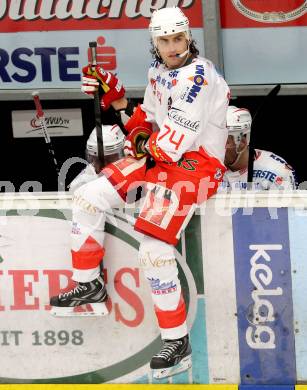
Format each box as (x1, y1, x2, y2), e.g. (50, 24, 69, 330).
(232, 208, 296, 384)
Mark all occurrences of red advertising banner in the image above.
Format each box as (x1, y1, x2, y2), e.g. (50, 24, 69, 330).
(0, 0, 203, 33)
(220, 0, 307, 28)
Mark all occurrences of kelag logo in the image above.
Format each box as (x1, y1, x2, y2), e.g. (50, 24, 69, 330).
(246, 244, 283, 350)
(232, 208, 295, 384)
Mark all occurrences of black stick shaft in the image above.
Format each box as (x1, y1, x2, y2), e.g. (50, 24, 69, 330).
(247, 84, 281, 185)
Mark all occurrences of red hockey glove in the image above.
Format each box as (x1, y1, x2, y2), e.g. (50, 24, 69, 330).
(124, 127, 153, 160)
(82, 65, 125, 111)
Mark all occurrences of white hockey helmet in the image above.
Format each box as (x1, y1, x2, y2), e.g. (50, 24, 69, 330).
(86, 124, 124, 157)
(149, 7, 191, 45)
(226, 106, 252, 148)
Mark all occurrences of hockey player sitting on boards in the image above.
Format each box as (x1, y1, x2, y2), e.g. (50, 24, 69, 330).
(50, 6, 230, 379)
(221, 106, 296, 191)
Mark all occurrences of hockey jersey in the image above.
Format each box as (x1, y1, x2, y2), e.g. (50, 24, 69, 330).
(140, 57, 230, 164)
(220, 149, 297, 191)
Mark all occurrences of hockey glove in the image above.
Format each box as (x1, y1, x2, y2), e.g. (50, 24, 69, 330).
(81, 74, 100, 95)
(82, 65, 125, 111)
(124, 127, 153, 160)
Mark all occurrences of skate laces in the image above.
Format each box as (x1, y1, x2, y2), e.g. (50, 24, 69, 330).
(59, 283, 87, 299)
(155, 340, 182, 361)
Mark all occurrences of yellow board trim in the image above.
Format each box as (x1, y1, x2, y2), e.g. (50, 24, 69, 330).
(0, 385, 239, 390)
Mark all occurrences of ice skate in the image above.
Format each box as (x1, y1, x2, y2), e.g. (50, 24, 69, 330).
(150, 335, 192, 379)
(50, 274, 109, 317)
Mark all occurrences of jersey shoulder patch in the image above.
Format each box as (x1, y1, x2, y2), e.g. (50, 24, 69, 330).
(268, 151, 287, 165)
(147, 61, 161, 81)
(150, 60, 160, 69)
(178, 60, 209, 104)
(255, 149, 296, 188)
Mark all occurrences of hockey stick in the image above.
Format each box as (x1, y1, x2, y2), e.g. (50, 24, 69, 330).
(32, 91, 61, 178)
(247, 84, 281, 185)
(89, 41, 107, 168)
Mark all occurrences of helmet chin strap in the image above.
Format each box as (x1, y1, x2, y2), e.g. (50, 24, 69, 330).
(176, 48, 189, 58)
(176, 41, 190, 60)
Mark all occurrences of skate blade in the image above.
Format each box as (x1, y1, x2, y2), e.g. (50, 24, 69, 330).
(50, 302, 109, 317)
(152, 355, 192, 379)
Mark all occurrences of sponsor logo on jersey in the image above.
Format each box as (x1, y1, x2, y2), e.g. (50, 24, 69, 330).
(253, 169, 279, 183)
(180, 86, 190, 101)
(155, 74, 177, 90)
(186, 64, 208, 103)
(150, 60, 160, 69)
(139, 255, 176, 268)
(168, 107, 200, 132)
(147, 277, 177, 295)
(177, 158, 198, 171)
(275, 176, 283, 185)
(214, 168, 223, 180)
(71, 222, 81, 235)
(270, 153, 286, 164)
(150, 77, 157, 95)
(72, 194, 97, 214)
(169, 70, 179, 78)
(167, 97, 173, 111)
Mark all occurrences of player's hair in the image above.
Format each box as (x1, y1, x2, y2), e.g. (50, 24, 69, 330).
(150, 39, 199, 63)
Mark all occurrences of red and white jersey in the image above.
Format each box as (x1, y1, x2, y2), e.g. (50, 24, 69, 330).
(141, 56, 230, 164)
(220, 149, 297, 191)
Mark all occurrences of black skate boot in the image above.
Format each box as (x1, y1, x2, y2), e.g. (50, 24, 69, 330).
(150, 334, 192, 379)
(50, 274, 108, 317)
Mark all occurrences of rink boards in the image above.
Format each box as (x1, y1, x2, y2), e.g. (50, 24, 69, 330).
(2, 386, 307, 390)
(0, 192, 307, 384)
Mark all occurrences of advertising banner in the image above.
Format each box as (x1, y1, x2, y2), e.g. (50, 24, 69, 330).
(232, 207, 296, 385)
(1, 193, 307, 384)
(0, 203, 207, 384)
(0, 1, 203, 33)
(0, 0, 204, 90)
(219, 0, 307, 84)
(12, 108, 83, 138)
